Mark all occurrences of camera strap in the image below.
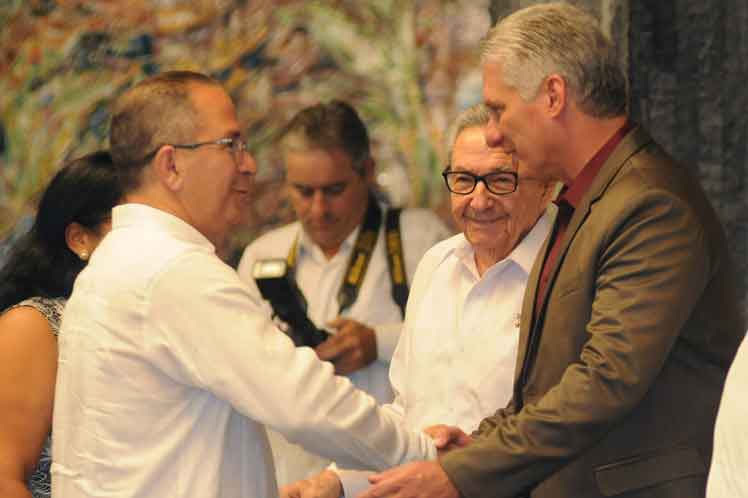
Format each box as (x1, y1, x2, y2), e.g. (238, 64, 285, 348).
(384, 207, 408, 318)
(287, 195, 408, 318)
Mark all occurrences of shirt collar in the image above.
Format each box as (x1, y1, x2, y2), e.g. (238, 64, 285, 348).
(510, 208, 554, 275)
(558, 120, 634, 210)
(452, 233, 476, 268)
(112, 203, 215, 252)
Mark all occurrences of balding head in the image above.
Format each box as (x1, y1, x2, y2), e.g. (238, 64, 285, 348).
(109, 70, 220, 193)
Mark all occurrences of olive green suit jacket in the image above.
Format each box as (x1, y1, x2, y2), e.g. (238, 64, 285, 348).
(440, 126, 745, 498)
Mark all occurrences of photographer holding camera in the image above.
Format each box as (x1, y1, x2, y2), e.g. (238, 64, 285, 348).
(237, 101, 450, 486)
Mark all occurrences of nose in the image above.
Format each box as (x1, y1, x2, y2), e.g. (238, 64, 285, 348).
(309, 190, 328, 218)
(469, 181, 495, 210)
(484, 116, 504, 148)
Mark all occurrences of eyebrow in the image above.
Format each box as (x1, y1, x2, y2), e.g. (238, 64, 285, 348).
(217, 129, 242, 140)
(483, 100, 504, 111)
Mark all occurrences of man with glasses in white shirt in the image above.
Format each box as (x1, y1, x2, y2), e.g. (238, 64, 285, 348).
(51, 71, 442, 498)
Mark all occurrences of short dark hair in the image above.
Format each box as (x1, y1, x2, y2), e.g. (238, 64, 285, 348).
(0, 151, 123, 310)
(109, 70, 220, 192)
(279, 100, 371, 174)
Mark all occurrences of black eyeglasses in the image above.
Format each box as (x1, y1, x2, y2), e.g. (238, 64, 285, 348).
(442, 168, 518, 195)
(172, 137, 250, 166)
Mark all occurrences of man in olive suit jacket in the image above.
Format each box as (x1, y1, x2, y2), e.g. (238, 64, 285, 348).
(359, 4, 746, 498)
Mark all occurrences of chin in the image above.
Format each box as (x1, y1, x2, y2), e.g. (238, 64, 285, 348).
(466, 221, 502, 235)
(227, 213, 249, 229)
(310, 232, 339, 248)
(468, 224, 507, 241)
(308, 225, 332, 238)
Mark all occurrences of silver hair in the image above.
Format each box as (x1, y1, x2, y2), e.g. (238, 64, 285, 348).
(445, 103, 491, 167)
(481, 2, 626, 118)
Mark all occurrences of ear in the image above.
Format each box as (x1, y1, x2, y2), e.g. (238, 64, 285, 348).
(543, 74, 567, 118)
(152, 145, 184, 192)
(65, 222, 93, 261)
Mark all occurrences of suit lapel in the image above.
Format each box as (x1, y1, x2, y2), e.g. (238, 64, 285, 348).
(514, 224, 552, 384)
(513, 126, 653, 391)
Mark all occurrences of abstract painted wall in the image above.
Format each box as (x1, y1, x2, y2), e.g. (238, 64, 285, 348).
(1, 0, 490, 261)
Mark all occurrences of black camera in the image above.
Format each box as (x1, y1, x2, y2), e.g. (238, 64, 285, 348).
(252, 259, 330, 348)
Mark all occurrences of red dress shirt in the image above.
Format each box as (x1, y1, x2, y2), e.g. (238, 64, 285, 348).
(534, 121, 634, 317)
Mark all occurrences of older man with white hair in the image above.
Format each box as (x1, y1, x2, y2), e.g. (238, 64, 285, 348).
(282, 103, 555, 498)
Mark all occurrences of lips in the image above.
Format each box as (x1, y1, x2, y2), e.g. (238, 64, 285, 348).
(232, 188, 251, 203)
(233, 182, 252, 193)
(464, 212, 506, 223)
(305, 215, 338, 230)
(467, 219, 502, 226)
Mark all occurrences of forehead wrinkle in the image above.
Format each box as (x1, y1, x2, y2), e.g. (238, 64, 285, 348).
(452, 152, 514, 174)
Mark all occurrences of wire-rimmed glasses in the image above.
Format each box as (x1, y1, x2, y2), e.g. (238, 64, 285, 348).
(172, 137, 250, 166)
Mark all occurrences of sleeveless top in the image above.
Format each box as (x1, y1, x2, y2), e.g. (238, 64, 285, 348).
(3, 296, 65, 498)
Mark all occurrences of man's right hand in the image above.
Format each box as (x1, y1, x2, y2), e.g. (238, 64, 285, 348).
(424, 424, 473, 455)
(315, 318, 377, 375)
(280, 470, 342, 498)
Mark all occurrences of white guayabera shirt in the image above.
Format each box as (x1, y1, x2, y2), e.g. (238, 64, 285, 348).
(51, 204, 436, 498)
(707, 332, 748, 498)
(338, 209, 553, 497)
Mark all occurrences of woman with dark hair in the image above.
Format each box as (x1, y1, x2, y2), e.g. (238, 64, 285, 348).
(0, 151, 122, 498)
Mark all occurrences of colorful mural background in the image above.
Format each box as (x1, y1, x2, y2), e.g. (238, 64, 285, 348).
(1, 0, 489, 261)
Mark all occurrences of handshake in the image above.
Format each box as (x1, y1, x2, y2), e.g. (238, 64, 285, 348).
(281, 424, 472, 498)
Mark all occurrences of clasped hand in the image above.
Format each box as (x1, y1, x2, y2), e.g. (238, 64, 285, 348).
(423, 424, 473, 456)
(280, 424, 471, 498)
(280, 469, 341, 498)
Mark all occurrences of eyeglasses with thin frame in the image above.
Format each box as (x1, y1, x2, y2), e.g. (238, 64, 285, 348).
(135, 136, 251, 167)
(172, 137, 250, 166)
(442, 167, 518, 195)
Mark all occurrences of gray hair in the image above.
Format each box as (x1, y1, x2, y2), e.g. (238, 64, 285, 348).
(278, 100, 371, 176)
(481, 2, 626, 118)
(445, 103, 491, 167)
